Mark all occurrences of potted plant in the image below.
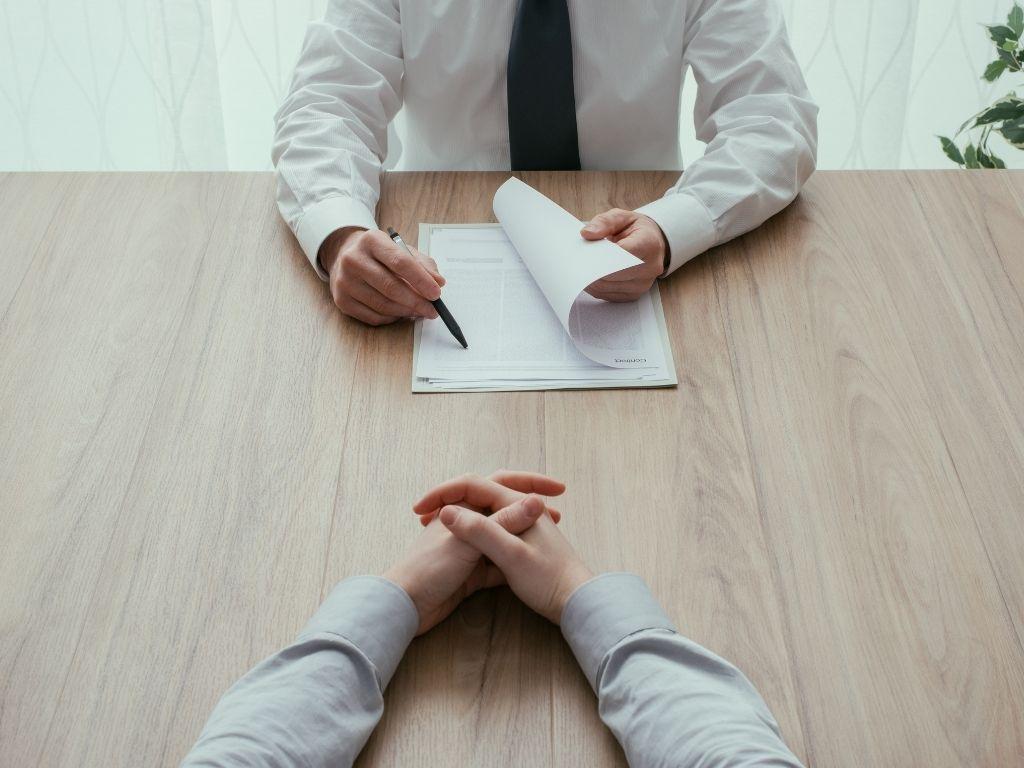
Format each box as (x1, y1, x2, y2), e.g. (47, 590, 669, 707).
(938, 2, 1024, 168)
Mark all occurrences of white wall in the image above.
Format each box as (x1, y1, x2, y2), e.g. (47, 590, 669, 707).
(0, 0, 1018, 170)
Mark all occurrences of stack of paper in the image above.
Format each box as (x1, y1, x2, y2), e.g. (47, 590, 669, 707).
(412, 178, 677, 393)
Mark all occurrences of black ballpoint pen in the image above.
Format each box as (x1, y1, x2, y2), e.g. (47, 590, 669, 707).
(386, 227, 468, 349)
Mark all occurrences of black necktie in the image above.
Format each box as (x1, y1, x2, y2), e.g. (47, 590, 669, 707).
(506, 0, 581, 170)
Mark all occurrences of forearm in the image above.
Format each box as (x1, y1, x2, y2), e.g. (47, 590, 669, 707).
(182, 577, 417, 768)
(638, 0, 818, 276)
(272, 0, 402, 277)
(562, 574, 802, 768)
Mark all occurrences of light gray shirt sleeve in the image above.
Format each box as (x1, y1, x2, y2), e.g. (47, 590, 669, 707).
(560, 572, 804, 768)
(181, 575, 417, 768)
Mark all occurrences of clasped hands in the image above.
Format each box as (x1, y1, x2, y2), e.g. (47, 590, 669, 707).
(383, 471, 593, 635)
(321, 209, 669, 326)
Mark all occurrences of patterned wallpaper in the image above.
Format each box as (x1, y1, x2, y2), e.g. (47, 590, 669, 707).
(0, 0, 1017, 170)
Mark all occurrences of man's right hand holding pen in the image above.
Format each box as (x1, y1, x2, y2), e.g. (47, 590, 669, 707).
(318, 226, 445, 326)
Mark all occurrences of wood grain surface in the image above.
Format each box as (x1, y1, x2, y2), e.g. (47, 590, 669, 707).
(0, 170, 1022, 766)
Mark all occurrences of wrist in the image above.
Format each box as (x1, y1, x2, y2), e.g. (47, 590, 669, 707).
(381, 566, 417, 606)
(641, 214, 670, 276)
(554, 561, 595, 623)
(318, 226, 366, 275)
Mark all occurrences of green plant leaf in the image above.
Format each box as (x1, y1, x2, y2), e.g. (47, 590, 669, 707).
(1001, 115, 1024, 147)
(975, 141, 1000, 167)
(983, 59, 1008, 81)
(988, 24, 1019, 47)
(976, 135, 1006, 168)
(964, 144, 981, 168)
(938, 136, 966, 165)
(996, 46, 1022, 71)
(1009, 3, 1024, 36)
(972, 96, 1024, 126)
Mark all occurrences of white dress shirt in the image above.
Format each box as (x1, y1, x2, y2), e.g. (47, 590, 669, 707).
(182, 573, 803, 767)
(272, 0, 818, 281)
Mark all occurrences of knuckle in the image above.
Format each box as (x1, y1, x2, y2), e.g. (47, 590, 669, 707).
(378, 275, 402, 297)
(338, 249, 360, 271)
(508, 544, 531, 567)
(368, 295, 391, 314)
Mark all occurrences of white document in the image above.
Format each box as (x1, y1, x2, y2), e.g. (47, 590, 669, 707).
(412, 178, 677, 393)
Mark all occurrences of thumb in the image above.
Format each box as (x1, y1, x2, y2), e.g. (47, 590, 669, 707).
(439, 505, 529, 569)
(581, 209, 634, 240)
(490, 494, 546, 536)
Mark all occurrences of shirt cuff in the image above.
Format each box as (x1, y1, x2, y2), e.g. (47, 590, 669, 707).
(560, 572, 677, 691)
(635, 191, 719, 277)
(293, 196, 378, 281)
(299, 576, 418, 689)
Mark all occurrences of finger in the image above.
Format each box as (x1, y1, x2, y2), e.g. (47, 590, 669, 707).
(368, 232, 443, 301)
(614, 231, 664, 269)
(580, 209, 635, 240)
(420, 504, 560, 526)
(481, 563, 506, 589)
(414, 476, 561, 523)
(418, 253, 446, 286)
(348, 279, 438, 319)
(358, 257, 439, 316)
(585, 287, 647, 303)
(438, 505, 530, 569)
(490, 495, 546, 535)
(587, 264, 648, 284)
(413, 474, 519, 515)
(585, 276, 651, 301)
(487, 470, 566, 497)
(462, 561, 508, 597)
(586, 277, 650, 295)
(336, 296, 403, 326)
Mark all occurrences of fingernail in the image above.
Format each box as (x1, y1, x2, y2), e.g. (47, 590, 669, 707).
(582, 223, 598, 234)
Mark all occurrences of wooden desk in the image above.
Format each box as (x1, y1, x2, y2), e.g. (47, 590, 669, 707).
(1, 170, 1022, 766)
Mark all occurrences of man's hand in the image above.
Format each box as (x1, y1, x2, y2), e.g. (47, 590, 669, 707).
(412, 470, 565, 527)
(383, 495, 547, 635)
(319, 227, 445, 326)
(438, 496, 594, 624)
(580, 209, 670, 302)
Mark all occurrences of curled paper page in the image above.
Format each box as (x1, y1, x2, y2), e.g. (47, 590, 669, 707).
(492, 177, 652, 368)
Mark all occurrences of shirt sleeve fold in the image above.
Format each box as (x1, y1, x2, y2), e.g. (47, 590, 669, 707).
(181, 576, 417, 768)
(641, 0, 818, 277)
(272, 0, 403, 279)
(562, 572, 804, 768)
